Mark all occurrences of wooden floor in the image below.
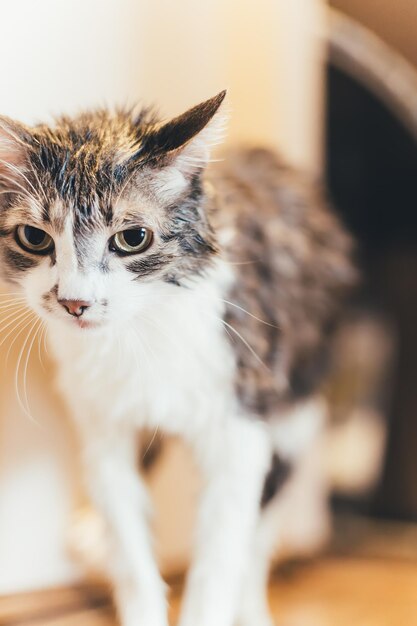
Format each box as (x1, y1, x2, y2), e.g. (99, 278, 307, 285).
(2, 557, 417, 626)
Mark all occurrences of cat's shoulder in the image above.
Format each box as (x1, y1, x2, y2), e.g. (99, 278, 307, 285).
(206, 146, 356, 417)
(207, 146, 332, 229)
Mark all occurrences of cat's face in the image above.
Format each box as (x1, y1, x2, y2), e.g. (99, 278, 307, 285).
(0, 93, 225, 331)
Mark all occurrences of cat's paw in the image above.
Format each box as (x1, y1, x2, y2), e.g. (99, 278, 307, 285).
(67, 506, 108, 577)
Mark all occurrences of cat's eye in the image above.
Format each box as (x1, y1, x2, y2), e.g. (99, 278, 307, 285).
(15, 225, 54, 255)
(110, 228, 153, 255)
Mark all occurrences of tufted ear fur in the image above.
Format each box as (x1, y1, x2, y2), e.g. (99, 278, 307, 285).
(0, 117, 32, 191)
(138, 90, 227, 175)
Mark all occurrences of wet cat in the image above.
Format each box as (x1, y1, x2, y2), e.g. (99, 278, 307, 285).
(0, 91, 355, 626)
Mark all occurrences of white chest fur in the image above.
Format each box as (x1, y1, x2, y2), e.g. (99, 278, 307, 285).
(47, 268, 238, 440)
(44, 264, 274, 626)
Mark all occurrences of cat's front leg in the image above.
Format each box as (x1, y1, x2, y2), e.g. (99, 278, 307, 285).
(179, 416, 271, 626)
(79, 426, 168, 626)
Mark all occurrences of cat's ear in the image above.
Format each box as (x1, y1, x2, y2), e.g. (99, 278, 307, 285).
(141, 90, 227, 174)
(0, 116, 32, 182)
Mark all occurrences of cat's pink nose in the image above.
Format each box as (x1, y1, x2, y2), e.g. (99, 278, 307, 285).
(59, 299, 92, 317)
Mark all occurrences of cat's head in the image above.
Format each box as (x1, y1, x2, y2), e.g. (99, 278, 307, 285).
(0, 91, 226, 330)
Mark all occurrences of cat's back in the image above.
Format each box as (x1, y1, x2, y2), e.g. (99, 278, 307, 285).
(208, 146, 346, 250)
(207, 147, 356, 415)
(208, 146, 354, 305)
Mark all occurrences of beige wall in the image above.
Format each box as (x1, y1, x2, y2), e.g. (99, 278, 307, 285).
(0, 0, 327, 593)
(331, 0, 417, 68)
(139, 0, 326, 172)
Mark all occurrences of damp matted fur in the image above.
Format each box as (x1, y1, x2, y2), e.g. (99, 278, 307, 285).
(0, 92, 356, 626)
(209, 147, 355, 416)
(0, 98, 355, 416)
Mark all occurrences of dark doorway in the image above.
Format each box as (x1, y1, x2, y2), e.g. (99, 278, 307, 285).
(326, 64, 417, 521)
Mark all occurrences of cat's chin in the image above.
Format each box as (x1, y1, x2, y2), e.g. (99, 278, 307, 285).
(62, 317, 104, 331)
(75, 319, 101, 330)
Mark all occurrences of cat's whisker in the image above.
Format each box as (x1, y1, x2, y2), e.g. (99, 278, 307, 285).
(154, 290, 280, 330)
(42, 322, 50, 357)
(37, 321, 47, 372)
(221, 319, 269, 371)
(141, 426, 160, 466)
(21, 317, 43, 417)
(179, 155, 222, 166)
(200, 310, 270, 372)
(147, 296, 270, 371)
(221, 258, 263, 266)
(0, 184, 32, 202)
(0, 189, 29, 197)
(0, 171, 39, 203)
(0, 307, 32, 337)
(0, 304, 27, 314)
(0, 160, 44, 206)
(0, 292, 26, 299)
(0, 302, 29, 320)
(4, 310, 36, 361)
(0, 307, 28, 320)
(223, 303, 280, 330)
(14, 315, 42, 427)
(29, 163, 49, 205)
(0, 291, 26, 296)
(0, 305, 44, 427)
(1, 312, 33, 361)
(113, 165, 143, 212)
(0, 298, 27, 309)
(199, 294, 280, 329)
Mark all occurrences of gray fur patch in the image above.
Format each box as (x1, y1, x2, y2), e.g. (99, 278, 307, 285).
(3, 247, 38, 272)
(208, 148, 356, 417)
(261, 453, 292, 507)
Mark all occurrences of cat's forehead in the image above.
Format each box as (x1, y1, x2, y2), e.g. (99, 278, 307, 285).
(30, 112, 149, 199)
(8, 187, 165, 238)
(32, 109, 153, 159)
(1, 176, 167, 243)
(11, 110, 172, 233)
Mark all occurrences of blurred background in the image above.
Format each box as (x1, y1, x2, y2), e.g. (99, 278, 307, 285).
(0, 0, 417, 605)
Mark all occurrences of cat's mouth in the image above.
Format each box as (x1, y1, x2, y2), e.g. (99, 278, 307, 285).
(73, 318, 101, 330)
(59, 314, 102, 330)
